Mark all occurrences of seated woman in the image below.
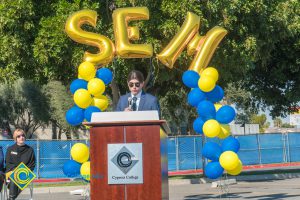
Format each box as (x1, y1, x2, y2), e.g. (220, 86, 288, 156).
(5, 129, 35, 200)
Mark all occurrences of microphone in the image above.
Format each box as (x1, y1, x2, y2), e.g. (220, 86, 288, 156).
(128, 97, 132, 109)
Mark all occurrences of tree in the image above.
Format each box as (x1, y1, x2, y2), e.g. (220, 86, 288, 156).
(225, 81, 258, 124)
(0, 79, 50, 138)
(0, 0, 299, 135)
(273, 118, 283, 128)
(250, 114, 270, 133)
(43, 81, 76, 139)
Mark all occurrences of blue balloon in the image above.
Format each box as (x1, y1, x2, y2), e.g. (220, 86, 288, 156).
(202, 142, 222, 161)
(63, 160, 81, 178)
(84, 106, 101, 122)
(70, 79, 88, 94)
(205, 85, 224, 103)
(96, 68, 113, 85)
(197, 100, 216, 120)
(204, 162, 224, 179)
(188, 88, 206, 107)
(193, 117, 205, 134)
(222, 136, 240, 153)
(66, 106, 84, 126)
(182, 70, 200, 88)
(216, 105, 236, 124)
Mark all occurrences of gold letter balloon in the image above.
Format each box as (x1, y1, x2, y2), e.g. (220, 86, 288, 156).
(65, 9, 115, 67)
(112, 7, 153, 58)
(157, 12, 200, 68)
(65, 8, 226, 72)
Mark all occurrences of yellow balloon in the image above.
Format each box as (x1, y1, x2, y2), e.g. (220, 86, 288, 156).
(91, 95, 109, 111)
(198, 76, 216, 92)
(214, 103, 222, 111)
(71, 143, 89, 163)
(157, 12, 200, 68)
(188, 27, 227, 73)
(74, 89, 92, 109)
(219, 151, 239, 171)
(65, 9, 115, 66)
(80, 161, 90, 181)
(203, 119, 221, 138)
(201, 67, 219, 82)
(227, 160, 243, 176)
(160, 128, 168, 138)
(88, 78, 105, 96)
(113, 7, 153, 58)
(78, 62, 96, 81)
(218, 124, 231, 139)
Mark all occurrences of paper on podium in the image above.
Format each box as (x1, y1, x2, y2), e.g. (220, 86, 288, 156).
(91, 111, 159, 122)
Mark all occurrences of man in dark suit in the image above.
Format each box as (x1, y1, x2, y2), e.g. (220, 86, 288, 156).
(116, 70, 160, 116)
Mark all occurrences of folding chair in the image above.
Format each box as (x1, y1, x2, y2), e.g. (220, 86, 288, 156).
(1, 176, 34, 200)
(0, 179, 7, 200)
(0, 174, 7, 200)
(28, 182, 34, 200)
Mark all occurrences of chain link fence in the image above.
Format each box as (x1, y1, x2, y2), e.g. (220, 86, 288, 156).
(0, 140, 89, 179)
(0, 133, 299, 178)
(168, 133, 300, 171)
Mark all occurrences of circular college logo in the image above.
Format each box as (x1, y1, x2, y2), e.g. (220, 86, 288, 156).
(111, 146, 139, 174)
(117, 152, 133, 168)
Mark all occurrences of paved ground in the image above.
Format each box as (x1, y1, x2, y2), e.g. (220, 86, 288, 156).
(170, 178, 300, 200)
(16, 178, 300, 200)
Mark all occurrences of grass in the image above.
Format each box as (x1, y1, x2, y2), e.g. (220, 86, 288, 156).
(169, 168, 300, 180)
(34, 180, 88, 188)
(169, 174, 204, 179)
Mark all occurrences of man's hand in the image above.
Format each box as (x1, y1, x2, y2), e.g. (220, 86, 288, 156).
(124, 107, 133, 112)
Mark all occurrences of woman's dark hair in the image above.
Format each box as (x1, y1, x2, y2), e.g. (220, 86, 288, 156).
(127, 70, 144, 83)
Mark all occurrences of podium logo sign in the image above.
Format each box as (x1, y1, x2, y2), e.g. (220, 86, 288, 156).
(9, 162, 36, 190)
(108, 143, 143, 184)
(111, 146, 139, 174)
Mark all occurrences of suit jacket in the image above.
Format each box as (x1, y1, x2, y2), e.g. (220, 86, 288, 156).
(116, 92, 160, 117)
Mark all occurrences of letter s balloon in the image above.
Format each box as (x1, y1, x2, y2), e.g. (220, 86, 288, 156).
(65, 9, 115, 67)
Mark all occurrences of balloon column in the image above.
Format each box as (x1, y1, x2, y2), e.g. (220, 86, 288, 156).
(63, 143, 91, 181)
(66, 61, 113, 126)
(183, 67, 242, 179)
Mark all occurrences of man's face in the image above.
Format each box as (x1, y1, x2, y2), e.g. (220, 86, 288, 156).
(128, 79, 144, 95)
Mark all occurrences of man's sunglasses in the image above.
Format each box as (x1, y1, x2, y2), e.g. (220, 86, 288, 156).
(17, 134, 25, 138)
(128, 82, 140, 88)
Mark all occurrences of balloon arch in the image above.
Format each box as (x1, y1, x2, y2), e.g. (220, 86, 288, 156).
(63, 7, 242, 181)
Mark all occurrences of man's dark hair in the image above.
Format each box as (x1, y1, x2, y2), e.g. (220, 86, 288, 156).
(127, 70, 145, 83)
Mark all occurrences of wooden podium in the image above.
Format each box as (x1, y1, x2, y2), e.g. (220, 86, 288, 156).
(85, 111, 169, 200)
